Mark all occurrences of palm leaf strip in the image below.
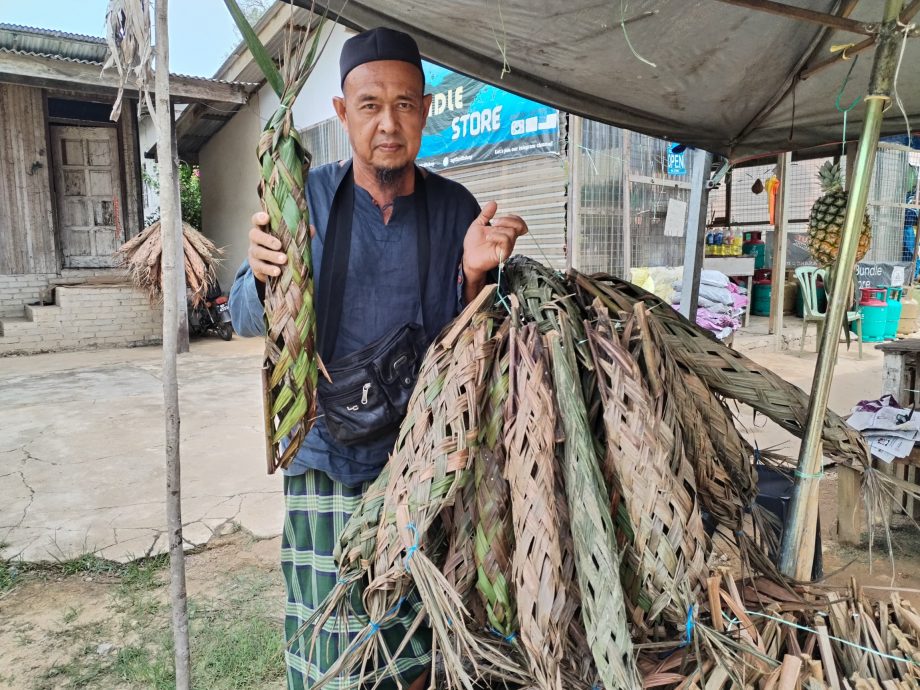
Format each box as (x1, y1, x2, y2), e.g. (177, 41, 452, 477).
(473, 337, 516, 640)
(224, 0, 327, 473)
(547, 315, 640, 689)
(572, 271, 869, 467)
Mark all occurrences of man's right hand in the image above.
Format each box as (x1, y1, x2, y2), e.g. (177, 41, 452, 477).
(248, 212, 287, 283)
(248, 213, 317, 283)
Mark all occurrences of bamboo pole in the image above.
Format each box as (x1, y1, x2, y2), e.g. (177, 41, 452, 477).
(779, 0, 907, 580)
(770, 151, 791, 351)
(154, 0, 191, 685)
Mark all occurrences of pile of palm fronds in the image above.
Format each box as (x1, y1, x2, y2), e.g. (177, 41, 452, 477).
(292, 256, 916, 689)
(114, 220, 223, 307)
(644, 570, 920, 688)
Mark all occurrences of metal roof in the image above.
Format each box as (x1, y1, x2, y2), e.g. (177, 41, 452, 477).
(0, 23, 108, 63)
(0, 23, 256, 111)
(290, 0, 920, 162)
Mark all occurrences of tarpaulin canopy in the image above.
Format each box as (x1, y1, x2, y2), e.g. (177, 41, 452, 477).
(292, 0, 920, 162)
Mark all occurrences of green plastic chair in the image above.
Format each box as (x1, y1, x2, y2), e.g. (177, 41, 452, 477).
(795, 266, 862, 359)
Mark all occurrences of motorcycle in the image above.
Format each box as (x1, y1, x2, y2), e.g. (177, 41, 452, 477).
(188, 280, 234, 341)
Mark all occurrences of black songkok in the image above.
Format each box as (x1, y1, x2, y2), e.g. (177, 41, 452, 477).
(340, 27, 424, 88)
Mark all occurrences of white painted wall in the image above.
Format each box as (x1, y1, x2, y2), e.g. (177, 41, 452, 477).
(201, 22, 354, 289)
(200, 96, 264, 290)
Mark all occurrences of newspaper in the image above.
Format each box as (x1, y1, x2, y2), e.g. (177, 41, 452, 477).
(846, 395, 919, 463)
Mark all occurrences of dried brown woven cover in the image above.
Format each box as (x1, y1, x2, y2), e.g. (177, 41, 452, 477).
(368, 310, 503, 587)
(587, 314, 709, 631)
(682, 372, 759, 507)
(547, 320, 640, 689)
(504, 325, 568, 690)
(572, 271, 869, 467)
(258, 102, 318, 474)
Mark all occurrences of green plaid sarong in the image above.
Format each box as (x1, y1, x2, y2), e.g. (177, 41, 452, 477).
(282, 470, 431, 689)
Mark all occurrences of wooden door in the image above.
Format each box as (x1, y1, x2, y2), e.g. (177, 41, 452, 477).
(51, 126, 123, 268)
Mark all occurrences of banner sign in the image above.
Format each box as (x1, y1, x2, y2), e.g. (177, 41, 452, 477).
(857, 261, 908, 290)
(417, 61, 561, 171)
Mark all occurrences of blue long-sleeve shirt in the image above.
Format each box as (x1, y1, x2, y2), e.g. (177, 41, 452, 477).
(230, 160, 481, 485)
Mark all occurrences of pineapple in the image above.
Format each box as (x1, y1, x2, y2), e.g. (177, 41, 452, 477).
(807, 161, 872, 267)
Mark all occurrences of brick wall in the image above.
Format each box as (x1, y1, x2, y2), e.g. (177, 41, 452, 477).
(0, 274, 55, 318)
(0, 284, 162, 356)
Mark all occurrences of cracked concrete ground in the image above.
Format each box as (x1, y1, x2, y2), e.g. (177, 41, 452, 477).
(0, 337, 282, 563)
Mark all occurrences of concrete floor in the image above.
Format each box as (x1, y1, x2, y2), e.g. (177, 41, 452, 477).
(0, 323, 888, 564)
(0, 336, 280, 563)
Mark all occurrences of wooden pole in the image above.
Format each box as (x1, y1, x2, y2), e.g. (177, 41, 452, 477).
(779, 0, 907, 580)
(621, 129, 632, 276)
(770, 152, 791, 350)
(154, 0, 191, 686)
(169, 101, 189, 354)
(679, 148, 714, 322)
(566, 115, 582, 270)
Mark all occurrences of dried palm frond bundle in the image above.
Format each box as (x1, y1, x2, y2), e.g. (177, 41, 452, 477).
(224, 0, 329, 473)
(294, 257, 915, 690)
(587, 309, 710, 629)
(504, 325, 569, 689)
(115, 221, 223, 307)
(102, 0, 154, 119)
(573, 271, 869, 467)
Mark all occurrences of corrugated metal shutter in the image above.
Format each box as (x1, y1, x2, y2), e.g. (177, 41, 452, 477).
(438, 154, 568, 270)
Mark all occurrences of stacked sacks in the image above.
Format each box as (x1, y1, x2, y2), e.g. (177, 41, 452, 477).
(671, 269, 748, 339)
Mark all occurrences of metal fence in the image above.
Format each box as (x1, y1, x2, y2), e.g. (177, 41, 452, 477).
(572, 119, 695, 275)
(866, 143, 920, 264)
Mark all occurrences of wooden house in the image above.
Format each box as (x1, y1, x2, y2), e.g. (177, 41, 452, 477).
(0, 24, 252, 354)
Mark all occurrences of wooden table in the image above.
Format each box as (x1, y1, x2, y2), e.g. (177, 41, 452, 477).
(836, 338, 920, 543)
(703, 256, 756, 327)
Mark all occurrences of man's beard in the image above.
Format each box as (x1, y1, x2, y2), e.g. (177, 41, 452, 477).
(375, 163, 410, 189)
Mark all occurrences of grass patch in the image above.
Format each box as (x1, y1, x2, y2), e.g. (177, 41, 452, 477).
(0, 559, 14, 592)
(112, 607, 283, 690)
(62, 606, 80, 624)
(27, 563, 284, 690)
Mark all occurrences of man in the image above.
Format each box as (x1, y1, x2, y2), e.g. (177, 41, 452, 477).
(230, 28, 527, 690)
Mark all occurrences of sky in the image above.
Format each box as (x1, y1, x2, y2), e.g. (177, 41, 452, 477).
(0, 0, 242, 77)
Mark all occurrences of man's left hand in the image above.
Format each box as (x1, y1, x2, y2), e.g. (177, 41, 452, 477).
(462, 201, 528, 283)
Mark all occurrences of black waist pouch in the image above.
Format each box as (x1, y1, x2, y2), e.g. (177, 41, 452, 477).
(318, 323, 426, 446)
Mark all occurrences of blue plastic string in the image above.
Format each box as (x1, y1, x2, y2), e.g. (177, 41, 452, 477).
(403, 523, 420, 573)
(835, 54, 861, 157)
(680, 605, 695, 647)
(359, 596, 406, 644)
(488, 626, 518, 644)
